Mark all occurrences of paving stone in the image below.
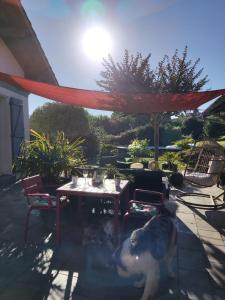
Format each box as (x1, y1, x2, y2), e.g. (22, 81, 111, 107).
(201, 237, 225, 246)
(0, 283, 39, 300)
(178, 249, 207, 271)
(203, 243, 225, 263)
(213, 289, 225, 300)
(178, 233, 203, 251)
(207, 260, 225, 289)
(193, 212, 206, 220)
(47, 270, 79, 300)
(198, 230, 222, 240)
(177, 204, 195, 214)
(177, 214, 196, 224)
(186, 288, 215, 300)
(176, 220, 198, 235)
(179, 267, 211, 287)
(178, 290, 189, 300)
(196, 219, 218, 231)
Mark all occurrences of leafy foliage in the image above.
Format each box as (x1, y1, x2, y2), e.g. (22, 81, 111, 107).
(13, 130, 85, 182)
(174, 137, 194, 150)
(100, 144, 118, 156)
(204, 116, 225, 138)
(128, 139, 151, 158)
(104, 164, 134, 182)
(97, 47, 208, 160)
(97, 49, 155, 93)
(30, 103, 89, 139)
(181, 116, 204, 139)
(156, 46, 208, 93)
(159, 152, 185, 170)
(97, 47, 208, 117)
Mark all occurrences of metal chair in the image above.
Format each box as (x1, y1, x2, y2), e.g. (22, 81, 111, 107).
(123, 189, 165, 232)
(21, 175, 67, 242)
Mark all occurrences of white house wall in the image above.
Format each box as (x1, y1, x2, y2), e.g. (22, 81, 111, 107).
(0, 38, 29, 175)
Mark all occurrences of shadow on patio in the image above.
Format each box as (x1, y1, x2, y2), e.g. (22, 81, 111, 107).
(0, 182, 225, 299)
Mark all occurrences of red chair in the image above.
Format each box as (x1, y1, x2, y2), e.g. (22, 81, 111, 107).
(123, 189, 165, 231)
(21, 175, 67, 243)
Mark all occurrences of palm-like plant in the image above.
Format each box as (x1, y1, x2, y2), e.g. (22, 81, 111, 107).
(13, 129, 85, 182)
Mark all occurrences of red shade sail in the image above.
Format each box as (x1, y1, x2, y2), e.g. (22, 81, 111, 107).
(1, 71, 225, 113)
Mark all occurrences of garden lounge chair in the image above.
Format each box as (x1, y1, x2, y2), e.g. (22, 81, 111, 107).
(176, 140, 225, 209)
(21, 175, 68, 242)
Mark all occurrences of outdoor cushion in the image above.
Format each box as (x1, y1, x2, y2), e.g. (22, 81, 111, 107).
(129, 202, 158, 217)
(207, 159, 224, 174)
(185, 172, 217, 186)
(29, 195, 66, 207)
(130, 162, 144, 169)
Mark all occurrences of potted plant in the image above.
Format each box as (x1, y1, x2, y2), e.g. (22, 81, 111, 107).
(13, 129, 86, 186)
(160, 152, 178, 172)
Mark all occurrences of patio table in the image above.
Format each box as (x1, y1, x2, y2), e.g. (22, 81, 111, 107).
(56, 177, 129, 244)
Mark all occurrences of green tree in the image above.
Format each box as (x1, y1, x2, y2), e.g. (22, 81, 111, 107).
(97, 47, 208, 160)
(181, 116, 204, 140)
(204, 116, 225, 138)
(30, 103, 89, 139)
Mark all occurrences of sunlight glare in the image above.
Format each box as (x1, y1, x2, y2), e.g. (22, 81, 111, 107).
(82, 26, 112, 61)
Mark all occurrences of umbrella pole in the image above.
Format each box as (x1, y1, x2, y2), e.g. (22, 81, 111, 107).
(153, 113, 159, 162)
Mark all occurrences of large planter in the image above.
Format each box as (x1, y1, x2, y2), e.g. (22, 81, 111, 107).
(42, 177, 70, 195)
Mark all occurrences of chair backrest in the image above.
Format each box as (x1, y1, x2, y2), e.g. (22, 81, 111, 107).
(120, 169, 164, 198)
(130, 162, 144, 169)
(21, 175, 43, 197)
(207, 158, 225, 175)
(134, 189, 164, 204)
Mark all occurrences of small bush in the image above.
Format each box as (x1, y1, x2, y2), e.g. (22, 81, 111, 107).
(174, 137, 193, 150)
(128, 139, 151, 158)
(100, 144, 118, 156)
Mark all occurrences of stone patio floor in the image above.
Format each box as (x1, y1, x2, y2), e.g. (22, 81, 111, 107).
(0, 181, 225, 300)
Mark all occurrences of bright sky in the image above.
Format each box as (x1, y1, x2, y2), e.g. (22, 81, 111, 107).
(21, 0, 225, 116)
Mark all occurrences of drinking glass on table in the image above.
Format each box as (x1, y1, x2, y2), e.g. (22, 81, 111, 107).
(83, 169, 89, 185)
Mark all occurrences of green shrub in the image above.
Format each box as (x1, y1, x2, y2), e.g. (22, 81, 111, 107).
(174, 137, 193, 150)
(181, 116, 204, 140)
(128, 139, 151, 158)
(176, 148, 193, 165)
(100, 144, 118, 156)
(204, 117, 225, 139)
(159, 151, 186, 170)
(104, 165, 134, 182)
(108, 123, 182, 146)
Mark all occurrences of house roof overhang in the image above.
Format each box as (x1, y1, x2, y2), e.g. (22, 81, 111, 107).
(203, 95, 225, 117)
(0, 0, 58, 85)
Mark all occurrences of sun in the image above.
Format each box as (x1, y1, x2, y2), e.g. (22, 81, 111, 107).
(82, 26, 112, 61)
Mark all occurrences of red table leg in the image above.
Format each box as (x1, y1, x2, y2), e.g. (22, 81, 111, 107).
(76, 195, 82, 222)
(56, 192, 61, 244)
(113, 195, 120, 244)
(124, 185, 130, 213)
